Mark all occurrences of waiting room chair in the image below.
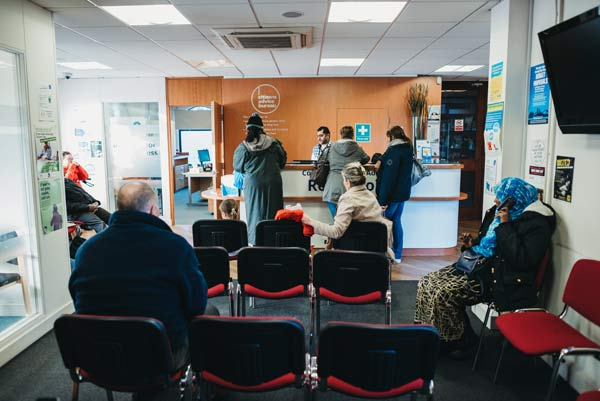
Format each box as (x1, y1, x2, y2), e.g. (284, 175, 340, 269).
(472, 248, 551, 370)
(312, 250, 391, 337)
(194, 246, 235, 316)
(578, 391, 600, 401)
(54, 314, 189, 401)
(313, 322, 440, 401)
(189, 316, 308, 400)
(255, 220, 311, 250)
(0, 232, 31, 315)
(192, 220, 248, 257)
(332, 221, 388, 254)
(236, 247, 310, 317)
(493, 259, 600, 401)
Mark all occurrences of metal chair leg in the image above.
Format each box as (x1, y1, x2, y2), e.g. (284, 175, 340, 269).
(493, 338, 508, 383)
(105, 389, 114, 401)
(385, 291, 391, 325)
(472, 304, 492, 370)
(228, 282, 235, 317)
(316, 296, 321, 341)
(544, 354, 562, 401)
(250, 296, 256, 309)
(236, 287, 242, 317)
(309, 285, 315, 353)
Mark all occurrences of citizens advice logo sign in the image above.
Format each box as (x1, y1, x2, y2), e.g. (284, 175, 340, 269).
(251, 84, 281, 114)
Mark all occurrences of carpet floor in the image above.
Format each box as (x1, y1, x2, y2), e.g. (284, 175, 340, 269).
(0, 281, 578, 401)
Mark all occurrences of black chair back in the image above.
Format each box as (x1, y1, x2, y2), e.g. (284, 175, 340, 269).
(189, 316, 306, 390)
(313, 250, 389, 300)
(318, 323, 439, 397)
(192, 220, 248, 253)
(255, 220, 311, 250)
(194, 246, 230, 294)
(54, 315, 176, 391)
(332, 221, 387, 253)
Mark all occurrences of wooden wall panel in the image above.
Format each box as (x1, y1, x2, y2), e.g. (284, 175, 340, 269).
(166, 77, 222, 106)
(221, 77, 440, 173)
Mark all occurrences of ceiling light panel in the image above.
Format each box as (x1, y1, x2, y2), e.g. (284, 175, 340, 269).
(57, 61, 112, 70)
(456, 65, 484, 72)
(434, 65, 461, 72)
(328, 2, 407, 23)
(101, 5, 191, 26)
(320, 58, 364, 67)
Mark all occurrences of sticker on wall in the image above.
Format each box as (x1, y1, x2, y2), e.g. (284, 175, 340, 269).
(251, 84, 281, 114)
(454, 119, 464, 132)
(484, 158, 498, 195)
(489, 61, 504, 102)
(527, 64, 550, 125)
(39, 177, 64, 235)
(355, 123, 371, 143)
(38, 83, 56, 122)
(484, 102, 503, 154)
(553, 156, 575, 203)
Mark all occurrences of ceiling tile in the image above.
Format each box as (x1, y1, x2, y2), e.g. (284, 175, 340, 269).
(155, 40, 225, 60)
(322, 49, 371, 58)
(273, 46, 321, 76)
(31, 0, 92, 8)
(444, 21, 490, 37)
(377, 37, 435, 50)
(92, 0, 169, 5)
(318, 66, 358, 76)
(387, 22, 455, 37)
(358, 55, 413, 75)
(465, 1, 499, 22)
(177, 4, 256, 25)
(171, 0, 247, 3)
(429, 36, 488, 50)
(201, 67, 242, 77)
(73, 27, 146, 42)
(323, 38, 379, 51)
(136, 25, 205, 41)
(325, 23, 389, 38)
(53, 7, 125, 27)
(397, 1, 485, 23)
(253, 2, 327, 25)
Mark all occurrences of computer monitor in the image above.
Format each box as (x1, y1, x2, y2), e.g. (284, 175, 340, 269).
(198, 149, 211, 168)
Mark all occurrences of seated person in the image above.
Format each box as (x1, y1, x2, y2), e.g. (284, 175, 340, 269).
(63, 151, 89, 187)
(70, 182, 214, 400)
(414, 177, 556, 358)
(64, 178, 110, 233)
(219, 198, 239, 220)
(302, 162, 394, 260)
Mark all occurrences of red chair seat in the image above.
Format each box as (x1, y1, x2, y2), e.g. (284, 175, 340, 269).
(207, 284, 225, 298)
(202, 371, 296, 392)
(496, 312, 599, 355)
(244, 284, 305, 299)
(578, 391, 600, 401)
(327, 376, 424, 398)
(319, 288, 382, 304)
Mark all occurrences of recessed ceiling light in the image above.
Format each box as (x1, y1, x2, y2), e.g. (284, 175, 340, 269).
(57, 62, 112, 70)
(456, 65, 484, 72)
(328, 2, 407, 23)
(282, 11, 304, 18)
(102, 5, 191, 26)
(435, 65, 461, 72)
(320, 58, 365, 67)
(190, 59, 232, 68)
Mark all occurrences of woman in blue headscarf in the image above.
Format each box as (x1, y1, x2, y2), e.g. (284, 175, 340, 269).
(414, 177, 555, 358)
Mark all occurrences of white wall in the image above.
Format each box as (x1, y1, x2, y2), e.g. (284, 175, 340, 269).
(58, 78, 171, 221)
(0, 0, 72, 367)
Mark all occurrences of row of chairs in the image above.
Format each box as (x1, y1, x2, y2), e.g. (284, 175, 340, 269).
(197, 246, 392, 340)
(192, 219, 389, 254)
(55, 315, 440, 401)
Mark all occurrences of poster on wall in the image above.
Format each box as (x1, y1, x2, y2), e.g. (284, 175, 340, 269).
(484, 102, 504, 154)
(35, 124, 60, 174)
(527, 64, 550, 125)
(553, 156, 575, 202)
(527, 139, 547, 188)
(489, 62, 504, 102)
(38, 83, 56, 122)
(484, 157, 498, 194)
(427, 105, 441, 157)
(39, 177, 64, 235)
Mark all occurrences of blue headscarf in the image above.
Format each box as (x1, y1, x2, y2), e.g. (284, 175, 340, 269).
(471, 177, 538, 258)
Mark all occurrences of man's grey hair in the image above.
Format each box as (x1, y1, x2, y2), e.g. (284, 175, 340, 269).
(117, 182, 158, 212)
(342, 162, 367, 186)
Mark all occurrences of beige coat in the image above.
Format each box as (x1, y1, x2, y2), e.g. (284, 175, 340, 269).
(311, 185, 394, 259)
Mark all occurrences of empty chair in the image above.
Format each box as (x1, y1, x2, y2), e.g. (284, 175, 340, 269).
(472, 248, 551, 370)
(189, 316, 307, 399)
(0, 232, 31, 315)
(54, 314, 189, 401)
(312, 250, 391, 336)
(332, 221, 388, 254)
(315, 322, 440, 400)
(255, 220, 311, 250)
(194, 246, 234, 316)
(578, 391, 600, 401)
(192, 220, 248, 257)
(493, 259, 600, 401)
(236, 246, 310, 317)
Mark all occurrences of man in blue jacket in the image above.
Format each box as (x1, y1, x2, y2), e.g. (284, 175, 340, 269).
(70, 182, 209, 395)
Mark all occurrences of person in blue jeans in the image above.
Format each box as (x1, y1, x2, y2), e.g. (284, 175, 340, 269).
(375, 126, 413, 263)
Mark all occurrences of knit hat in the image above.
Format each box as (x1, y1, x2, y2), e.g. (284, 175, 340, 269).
(246, 112, 263, 129)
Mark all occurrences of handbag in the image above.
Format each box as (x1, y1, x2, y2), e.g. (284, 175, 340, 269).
(233, 170, 244, 190)
(411, 157, 431, 186)
(310, 145, 330, 187)
(455, 248, 487, 275)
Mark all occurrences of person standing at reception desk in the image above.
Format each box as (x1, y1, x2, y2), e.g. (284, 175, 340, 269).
(376, 126, 413, 263)
(311, 126, 331, 161)
(233, 112, 287, 244)
(323, 126, 369, 217)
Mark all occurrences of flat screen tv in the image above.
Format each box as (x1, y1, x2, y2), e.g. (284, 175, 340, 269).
(538, 7, 600, 133)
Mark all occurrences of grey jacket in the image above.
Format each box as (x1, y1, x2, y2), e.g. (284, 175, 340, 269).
(322, 139, 369, 203)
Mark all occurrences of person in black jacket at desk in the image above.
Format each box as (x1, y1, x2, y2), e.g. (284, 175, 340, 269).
(414, 177, 555, 358)
(64, 177, 111, 232)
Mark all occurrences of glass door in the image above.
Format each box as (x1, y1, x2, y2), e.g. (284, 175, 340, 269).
(0, 48, 40, 333)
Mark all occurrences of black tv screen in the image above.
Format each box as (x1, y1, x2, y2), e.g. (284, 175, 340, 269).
(538, 7, 600, 133)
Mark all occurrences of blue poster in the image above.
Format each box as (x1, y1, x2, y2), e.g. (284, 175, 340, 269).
(527, 64, 550, 125)
(484, 102, 503, 153)
(355, 123, 371, 143)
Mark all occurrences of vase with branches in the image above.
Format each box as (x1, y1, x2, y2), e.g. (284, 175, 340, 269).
(407, 84, 429, 150)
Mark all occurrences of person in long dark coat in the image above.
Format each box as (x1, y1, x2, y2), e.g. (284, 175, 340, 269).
(233, 113, 287, 244)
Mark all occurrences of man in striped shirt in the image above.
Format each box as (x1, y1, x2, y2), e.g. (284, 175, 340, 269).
(311, 126, 331, 161)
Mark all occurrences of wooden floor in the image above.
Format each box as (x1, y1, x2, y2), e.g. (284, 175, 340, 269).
(173, 219, 481, 281)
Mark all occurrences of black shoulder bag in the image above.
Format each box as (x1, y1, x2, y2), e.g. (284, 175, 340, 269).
(310, 145, 330, 187)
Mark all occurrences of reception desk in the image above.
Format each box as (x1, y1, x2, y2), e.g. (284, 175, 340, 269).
(237, 163, 464, 254)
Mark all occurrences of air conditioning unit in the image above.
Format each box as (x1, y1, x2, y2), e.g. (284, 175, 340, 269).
(212, 27, 313, 50)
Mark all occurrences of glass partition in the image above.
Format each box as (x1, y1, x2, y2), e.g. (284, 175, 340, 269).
(0, 48, 40, 333)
